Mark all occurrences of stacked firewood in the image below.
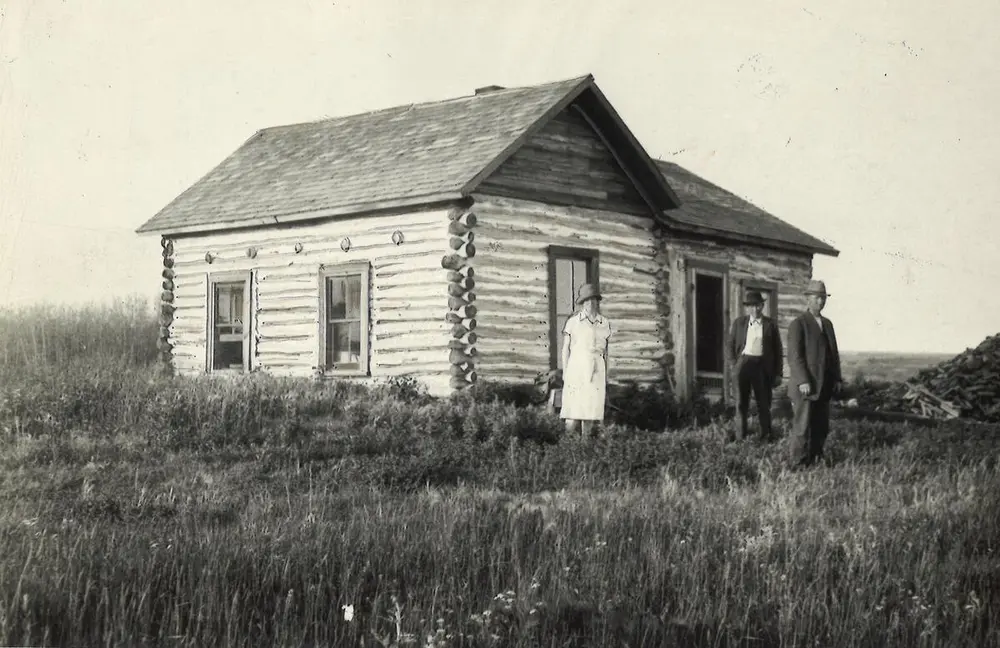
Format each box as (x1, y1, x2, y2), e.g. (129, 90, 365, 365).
(441, 211, 478, 390)
(895, 333, 1000, 422)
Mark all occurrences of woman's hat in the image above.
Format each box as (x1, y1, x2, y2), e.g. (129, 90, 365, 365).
(575, 283, 602, 305)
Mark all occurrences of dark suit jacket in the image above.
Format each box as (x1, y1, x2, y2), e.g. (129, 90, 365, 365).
(729, 315, 783, 381)
(787, 311, 843, 401)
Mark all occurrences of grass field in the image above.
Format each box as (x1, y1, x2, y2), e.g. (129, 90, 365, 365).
(0, 300, 997, 647)
(839, 351, 956, 384)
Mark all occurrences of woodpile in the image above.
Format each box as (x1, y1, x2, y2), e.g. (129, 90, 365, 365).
(442, 210, 478, 391)
(887, 333, 1000, 422)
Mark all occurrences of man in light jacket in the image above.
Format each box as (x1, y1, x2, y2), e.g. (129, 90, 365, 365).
(786, 280, 843, 467)
(729, 289, 783, 440)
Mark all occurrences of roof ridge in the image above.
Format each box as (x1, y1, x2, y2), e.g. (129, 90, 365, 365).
(257, 74, 593, 135)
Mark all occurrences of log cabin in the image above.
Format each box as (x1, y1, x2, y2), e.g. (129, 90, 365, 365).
(136, 74, 838, 402)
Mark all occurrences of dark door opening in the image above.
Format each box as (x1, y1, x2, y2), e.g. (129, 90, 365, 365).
(694, 273, 725, 374)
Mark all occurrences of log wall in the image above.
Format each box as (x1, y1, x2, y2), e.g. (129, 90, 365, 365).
(469, 194, 663, 385)
(166, 207, 456, 396)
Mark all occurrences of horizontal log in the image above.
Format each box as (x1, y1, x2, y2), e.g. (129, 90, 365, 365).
(172, 212, 448, 251)
(475, 211, 654, 249)
(376, 297, 449, 313)
(173, 239, 446, 269)
(372, 338, 447, 354)
(451, 322, 477, 336)
(377, 283, 447, 301)
(374, 270, 446, 290)
(370, 355, 452, 371)
(372, 330, 445, 345)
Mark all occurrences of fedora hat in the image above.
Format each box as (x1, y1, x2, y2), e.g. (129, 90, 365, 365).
(743, 290, 765, 305)
(575, 283, 602, 305)
(804, 280, 830, 296)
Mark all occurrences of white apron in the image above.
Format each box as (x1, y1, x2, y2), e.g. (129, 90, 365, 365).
(560, 312, 613, 421)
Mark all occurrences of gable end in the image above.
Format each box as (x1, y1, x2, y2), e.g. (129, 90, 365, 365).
(476, 106, 652, 216)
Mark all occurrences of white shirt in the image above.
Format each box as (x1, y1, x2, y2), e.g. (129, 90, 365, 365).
(744, 317, 764, 356)
(810, 312, 824, 331)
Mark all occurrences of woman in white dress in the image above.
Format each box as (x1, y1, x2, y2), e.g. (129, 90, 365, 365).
(560, 283, 613, 436)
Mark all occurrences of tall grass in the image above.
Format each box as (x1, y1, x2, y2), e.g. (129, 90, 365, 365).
(0, 300, 997, 646)
(0, 295, 158, 372)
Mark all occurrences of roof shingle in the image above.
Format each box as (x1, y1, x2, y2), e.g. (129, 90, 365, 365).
(137, 76, 589, 234)
(655, 160, 839, 256)
(136, 74, 837, 257)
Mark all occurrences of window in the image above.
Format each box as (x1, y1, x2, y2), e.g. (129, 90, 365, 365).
(547, 246, 599, 370)
(319, 263, 370, 374)
(207, 272, 251, 372)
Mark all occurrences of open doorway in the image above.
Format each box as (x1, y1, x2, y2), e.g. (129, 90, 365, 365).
(687, 262, 730, 401)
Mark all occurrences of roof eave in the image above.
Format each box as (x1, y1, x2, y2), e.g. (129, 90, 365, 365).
(135, 192, 468, 237)
(658, 214, 840, 257)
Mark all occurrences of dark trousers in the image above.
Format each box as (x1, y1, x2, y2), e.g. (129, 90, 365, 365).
(735, 356, 773, 439)
(789, 375, 835, 466)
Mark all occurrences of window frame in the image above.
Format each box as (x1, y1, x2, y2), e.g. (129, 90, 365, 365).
(206, 270, 252, 374)
(684, 258, 730, 400)
(318, 262, 371, 376)
(547, 245, 600, 371)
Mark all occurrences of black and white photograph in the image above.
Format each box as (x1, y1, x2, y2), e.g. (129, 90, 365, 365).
(1, 1, 997, 645)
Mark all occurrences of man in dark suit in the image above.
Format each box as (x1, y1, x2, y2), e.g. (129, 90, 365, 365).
(729, 289, 783, 440)
(786, 280, 843, 467)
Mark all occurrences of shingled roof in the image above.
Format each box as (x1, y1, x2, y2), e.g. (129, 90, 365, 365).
(655, 160, 839, 256)
(136, 74, 837, 257)
(137, 75, 679, 236)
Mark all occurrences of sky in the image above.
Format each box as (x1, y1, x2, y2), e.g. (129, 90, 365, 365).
(1, 0, 998, 353)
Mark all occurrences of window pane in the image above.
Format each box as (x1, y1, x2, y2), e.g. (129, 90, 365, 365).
(214, 340, 244, 371)
(215, 283, 244, 331)
(216, 288, 232, 324)
(326, 274, 362, 321)
(345, 276, 362, 319)
(327, 321, 362, 368)
(326, 278, 347, 320)
(555, 259, 573, 314)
